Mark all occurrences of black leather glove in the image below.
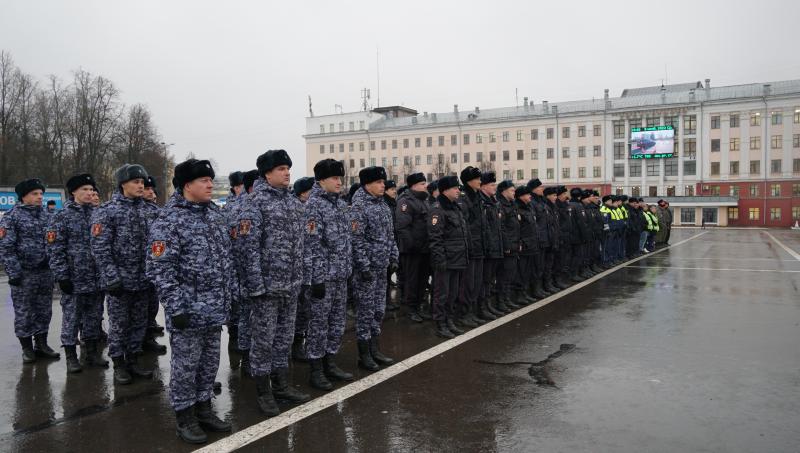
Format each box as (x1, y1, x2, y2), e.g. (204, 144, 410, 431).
(106, 282, 124, 297)
(311, 283, 326, 300)
(8, 277, 22, 287)
(359, 270, 374, 282)
(171, 313, 190, 330)
(58, 279, 74, 295)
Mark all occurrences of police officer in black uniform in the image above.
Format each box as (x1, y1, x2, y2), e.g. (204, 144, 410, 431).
(395, 173, 431, 322)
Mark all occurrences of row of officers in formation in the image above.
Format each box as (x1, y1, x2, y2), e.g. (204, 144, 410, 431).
(0, 151, 673, 444)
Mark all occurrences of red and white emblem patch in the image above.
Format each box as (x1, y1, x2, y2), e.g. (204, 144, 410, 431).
(431, 215, 439, 226)
(401, 203, 408, 212)
(230, 226, 238, 240)
(351, 220, 358, 232)
(91, 223, 103, 237)
(239, 219, 252, 236)
(151, 241, 166, 257)
(307, 220, 316, 234)
(0, 227, 6, 239)
(46, 231, 56, 244)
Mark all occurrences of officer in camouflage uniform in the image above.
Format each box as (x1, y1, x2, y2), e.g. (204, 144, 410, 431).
(90, 164, 154, 384)
(349, 166, 399, 371)
(238, 150, 310, 417)
(231, 169, 258, 375)
(223, 171, 244, 352)
(291, 175, 315, 363)
(141, 175, 167, 354)
(47, 173, 108, 373)
(147, 159, 232, 444)
(0, 178, 60, 364)
(302, 159, 355, 390)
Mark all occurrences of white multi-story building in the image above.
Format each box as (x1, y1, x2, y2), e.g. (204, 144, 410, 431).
(304, 79, 800, 227)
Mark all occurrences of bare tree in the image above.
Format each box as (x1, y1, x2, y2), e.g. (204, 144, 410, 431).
(0, 50, 22, 182)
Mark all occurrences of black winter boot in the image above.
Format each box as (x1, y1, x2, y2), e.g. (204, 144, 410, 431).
(34, 334, 60, 359)
(18, 337, 36, 364)
(175, 405, 207, 444)
(309, 358, 333, 390)
(112, 356, 132, 385)
(195, 399, 231, 432)
(84, 340, 109, 367)
(255, 375, 280, 416)
(291, 334, 307, 362)
(478, 300, 497, 321)
(241, 350, 252, 378)
(227, 325, 240, 353)
(532, 280, 548, 299)
(369, 336, 394, 366)
(357, 339, 379, 371)
(446, 318, 465, 335)
(323, 354, 353, 381)
(435, 321, 455, 339)
(64, 345, 82, 373)
(126, 353, 153, 378)
(142, 336, 167, 354)
(270, 368, 311, 403)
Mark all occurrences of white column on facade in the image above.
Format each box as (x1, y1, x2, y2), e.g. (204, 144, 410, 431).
(740, 113, 750, 180)
(783, 110, 793, 178)
(721, 112, 730, 179)
(677, 112, 685, 195)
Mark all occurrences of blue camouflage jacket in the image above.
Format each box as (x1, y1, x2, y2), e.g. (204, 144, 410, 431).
(0, 204, 50, 279)
(302, 184, 352, 285)
(349, 187, 399, 274)
(90, 192, 151, 291)
(46, 201, 99, 293)
(146, 193, 234, 329)
(237, 178, 305, 298)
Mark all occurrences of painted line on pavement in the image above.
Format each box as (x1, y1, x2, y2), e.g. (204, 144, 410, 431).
(196, 231, 708, 453)
(765, 231, 800, 262)
(625, 265, 800, 273)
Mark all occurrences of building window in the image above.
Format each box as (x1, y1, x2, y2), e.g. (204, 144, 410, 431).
(771, 159, 782, 174)
(319, 144, 325, 154)
(647, 161, 660, 176)
(369, 158, 376, 166)
(476, 134, 483, 144)
(546, 148, 554, 159)
(359, 121, 365, 130)
(613, 120, 625, 139)
(438, 136, 445, 146)
(593, 166, 601, 178)
(403, 156, 411, 166)
(711, 115, 720, 129)
(750, 112, 761, 126)
(770, 207, 781, 221)
(381, 157, 387, 167)
(794, 159, 800, 174)
(450, 153, 458, 164)
(730, 185, 740, 197)
(358, 142, 364, 152)
(544, 128, 555, 140)
(793, 134, 799, 148)
(490, 151, 497, 162)
(578, 167, 586, 178)
(629, 162, 642, 177)
(770, 183, 781, 196)
(684, 115, 697, 135)
(530, 129, 538, 140)
(451, 135, 457, 145)
(531, 169, 539, 179)
(476, 152, 483, 162)
(593, 145, 602, 157)
(391, 140, 398, 150)
(392, 157, 398, 167)
(339, 122, 344, 132)
(631, 186, 641, 197)
(502, 131, 509, 142)
(339, 143, 345, 153)
(546, 168, 554, 179)
(531, 149, 538, 160)
(646, 116, 659, 127)
(463, 134, 470, 145)
(349, 143, 355, 152)
(771, 111, 782, 125)
(562, 147, 570, 158)
(793, 206, 800, 220)
(463, 153, 470, 163)
(578, 126, 586, 137)
(750, 136, 761, 150)
(685, 185, 695, 196)
(771, 135, 782, 149)
(749, 184, 759, 197)
(665, 158, 678, 176)
(516, 130, 523, 141)
(730, 161, 739, 175)
(380, 140, 386, 150)
(728, 207, 739, 220)
(666, 186, 676, 196)
(562, 127, 570, 139)
(665, 115, 679, 129)
(684, 160, 696, 176)
(709, 185, 720, 196)
(502, 150, 510, 161)
(630, 118, 641, 128)
(593, 125, 602, 137)
(402, 138, 408, 149)
(729, 114, 740, 128)
(578, 146, 586, 158)
(681, 209, 696, 224)
(320, 125, 325, 134)
(489, 133, 496, 143)
(414, 155, 420, 166)
(730, 138, 740, 151)
(614, 142, 626, 160)
(711, 139, 720, 152)
(426, 155, 433, 165)
(710, 162, 720, 175)
(795, 109, 800, 124)
(613, 164, 625, 177)
(426, 137, 433, 147)
(516, 149, 524, 160)
(562, 168, 570, 179)
(750, 160, 760, 175)
(684, 139, 697, 159)
(348, 121, 354, 131)
(516, 169, 524, 180)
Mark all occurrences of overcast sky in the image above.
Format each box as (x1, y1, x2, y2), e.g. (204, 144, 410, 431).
(2, 0, 798, 178)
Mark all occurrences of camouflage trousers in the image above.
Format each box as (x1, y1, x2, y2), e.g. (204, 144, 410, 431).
(168, 326, 221, 411)
(249, 293, 297, 377)
(306, 280, 347, 360)
(353, 271, 388, 341)
(60, 292, 104, 346)
(145, 287, 159, 329)
(107, 290, 148, 358)
(294, 286, 310, 337)
(11, 268, 54, 338)
(237, 296, 252, 351)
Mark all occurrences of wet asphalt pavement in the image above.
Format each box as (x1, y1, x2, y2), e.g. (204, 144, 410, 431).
(1, 228, 799, 452)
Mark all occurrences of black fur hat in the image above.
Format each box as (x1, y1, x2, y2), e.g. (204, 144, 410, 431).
(437, 175, 460, 192)
(15, 178, 45, 199)
(293, 176, 315, 195)
(526, 178, 542, 190)
(229, 171, 244, 187)
(257, 149, 292, 175)
(358, 166, 387, 185)
(172, 159, 215, 189)
(313, 159, 345, 181)
(115, 164, 148, 187)
(406, 172, 426, 187)
(460, 166, 481, 185)
(65, 174, 96, 194)
(480, 172, 497, 185)
(243, 169, 259, 192)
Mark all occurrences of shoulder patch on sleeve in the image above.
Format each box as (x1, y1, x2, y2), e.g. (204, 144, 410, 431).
(351, 220, 358, 232)
(0, 227, 6, 239)
(91, 223, 103, 237)
(230, 226, 238, 240)
(401, 203, 407, 212)
(46, 231, 56, 244)
(239, 219, 252, 235)
(431, 214, 439, 226)
(151, 241, 166, 257)
(307, 219, 316, 234)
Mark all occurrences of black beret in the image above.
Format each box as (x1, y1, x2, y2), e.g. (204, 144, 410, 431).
(406, 172, 426, 187)
(602, 195, 612, 203)
(172, 159, 215, 189)
(592, 190, 600, 197)
(257, 149, 292, 175)
(543, 187, 558, 196)
(460, 166, 481, 185)
(15, 178, 46, 200)
(437, 175, 460, 192)
(65, 173, 96, 194)
(314, 159, 345, 181)
(293, 176, 315, 195)
(229, 171, 244, 187)
(527, 178, 542, 190)
(385, 180, 397, 190)
(556, 186, 569, 195)
(480, 172, 497, 185)
(427, 180, 439, 194)
(570, 187, 583, 198)
(580, 189, 592, 199)
(145, 176, 157, 189)
(358, 166, 387, 185)
(514, 185, 532, 198)
(348, 183, 361, 199)
(497, 180, 514, 194)
(243, 169, 259, 192)
(115, 164, 148, 187)
(46, 200, 56, 206)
